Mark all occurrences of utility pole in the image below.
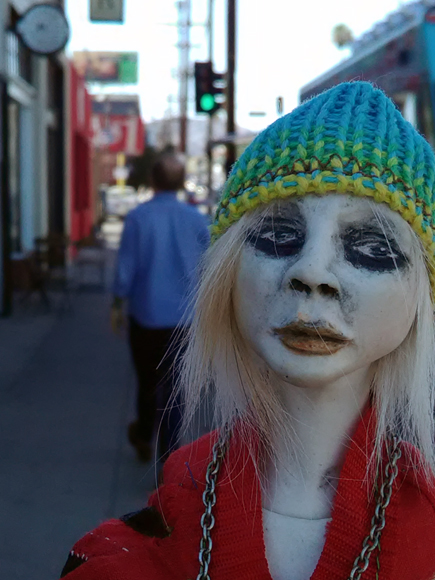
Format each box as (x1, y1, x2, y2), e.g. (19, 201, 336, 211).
(177, 0, 191, 153)
(226, 0, 236, 175)
(206, 0, 214, 208)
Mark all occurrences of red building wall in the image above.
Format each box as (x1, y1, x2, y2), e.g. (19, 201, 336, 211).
(69, 63, 93, 242)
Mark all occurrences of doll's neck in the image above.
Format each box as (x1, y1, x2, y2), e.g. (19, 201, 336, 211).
(263, 366, 372, 519)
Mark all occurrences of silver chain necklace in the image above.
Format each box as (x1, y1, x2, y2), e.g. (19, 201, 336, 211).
(196, 432, 402, 580)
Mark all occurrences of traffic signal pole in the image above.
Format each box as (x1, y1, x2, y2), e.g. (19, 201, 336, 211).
(207, 0, 214, 211)
(226, 0, 236, 175)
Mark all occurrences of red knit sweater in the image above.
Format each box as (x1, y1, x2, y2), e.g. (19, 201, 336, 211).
(61, 411, 435, 580)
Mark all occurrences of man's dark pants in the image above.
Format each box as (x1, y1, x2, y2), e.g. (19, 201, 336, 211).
(128, 317, 184, 457)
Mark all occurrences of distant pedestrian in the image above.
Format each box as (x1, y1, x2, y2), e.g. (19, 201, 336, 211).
(98, 184, 108, 223)
(111, 153, 210, 462)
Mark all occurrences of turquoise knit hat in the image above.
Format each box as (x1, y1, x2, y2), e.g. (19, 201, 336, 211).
(212, 81, 435, 288)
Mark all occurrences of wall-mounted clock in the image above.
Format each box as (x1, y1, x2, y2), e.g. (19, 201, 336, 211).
(16, 4, 70, 56)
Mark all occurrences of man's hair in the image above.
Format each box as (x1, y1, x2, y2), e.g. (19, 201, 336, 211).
(152, 154, 185, 192)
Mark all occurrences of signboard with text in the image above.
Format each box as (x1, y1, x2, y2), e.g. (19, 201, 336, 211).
(73, 51, 138, 84)
(90, 0, 124, 23)
(92, 114, 145, 156)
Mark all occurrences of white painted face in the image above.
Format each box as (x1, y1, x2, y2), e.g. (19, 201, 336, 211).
(233, 194, 420, 388)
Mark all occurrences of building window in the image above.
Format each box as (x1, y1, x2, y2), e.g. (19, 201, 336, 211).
(6, 31, 33, 85)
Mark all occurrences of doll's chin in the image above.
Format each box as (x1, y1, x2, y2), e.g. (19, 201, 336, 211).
(267, 354, 357, 388)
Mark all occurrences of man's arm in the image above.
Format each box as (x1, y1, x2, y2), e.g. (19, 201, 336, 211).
(111, 213, 138, 334)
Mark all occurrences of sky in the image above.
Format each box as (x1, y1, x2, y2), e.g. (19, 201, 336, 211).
(65, 0, 411, 132)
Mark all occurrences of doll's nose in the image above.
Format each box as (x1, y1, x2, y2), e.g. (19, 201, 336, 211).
(286, 251, 340, 299)
(289, 277, 339, 299)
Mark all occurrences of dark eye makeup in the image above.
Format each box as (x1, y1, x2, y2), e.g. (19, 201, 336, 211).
(247, 218, 409, 272)
(342, 226, 409, 272)
(247, 218, 305, 257)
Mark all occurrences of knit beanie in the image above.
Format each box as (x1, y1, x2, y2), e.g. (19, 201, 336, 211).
(212, 81, 435, 288)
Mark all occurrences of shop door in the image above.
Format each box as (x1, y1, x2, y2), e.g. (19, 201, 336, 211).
(47, 126, 64, 236)
(0, 78, 12, 315)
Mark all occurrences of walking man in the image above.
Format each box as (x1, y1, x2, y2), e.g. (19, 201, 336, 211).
(111, 153, 210, 461)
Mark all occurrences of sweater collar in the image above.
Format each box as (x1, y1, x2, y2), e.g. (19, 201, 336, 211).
(209, 407, 378, 579)
(155, 407, 435, 580)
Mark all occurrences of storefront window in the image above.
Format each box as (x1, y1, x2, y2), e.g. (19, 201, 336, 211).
(6, 31, 33, 86)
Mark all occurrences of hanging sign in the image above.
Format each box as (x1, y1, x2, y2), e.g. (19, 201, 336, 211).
(90, 0, 124, 23)
(73, 52, 138, 84)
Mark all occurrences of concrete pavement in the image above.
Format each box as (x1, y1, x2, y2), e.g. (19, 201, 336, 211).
(0, 244, 157, 580)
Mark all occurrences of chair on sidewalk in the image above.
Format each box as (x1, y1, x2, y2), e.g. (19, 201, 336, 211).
(33, 234, 73, 311)
(11, 251, 51, 310)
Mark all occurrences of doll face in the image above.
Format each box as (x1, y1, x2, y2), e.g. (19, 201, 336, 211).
(233, 194, 419, 388)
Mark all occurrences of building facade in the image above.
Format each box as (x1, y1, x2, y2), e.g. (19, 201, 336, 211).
(0, 0, 71, 315)
(91, 94, 145, 196)
(300, 2, 435, 147)
(68, 62, 93, 244)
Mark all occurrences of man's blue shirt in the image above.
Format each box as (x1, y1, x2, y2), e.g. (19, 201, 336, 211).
(113, 192, 210, 328)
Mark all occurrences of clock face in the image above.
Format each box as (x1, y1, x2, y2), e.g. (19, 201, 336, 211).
(16, 4, 70, 55)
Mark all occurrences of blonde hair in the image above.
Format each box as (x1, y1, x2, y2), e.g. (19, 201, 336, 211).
(177, 200, 435, 480)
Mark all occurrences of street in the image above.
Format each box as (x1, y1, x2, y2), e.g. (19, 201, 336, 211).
(0, 226, 157, 580)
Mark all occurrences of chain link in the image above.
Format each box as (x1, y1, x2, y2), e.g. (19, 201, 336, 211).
(348, 434, 402, 580)
(196, 432, 402, 580)
(196, 431, 229, 580)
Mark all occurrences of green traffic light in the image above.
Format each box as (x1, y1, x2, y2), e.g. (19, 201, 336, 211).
(200, 93, 215, 111)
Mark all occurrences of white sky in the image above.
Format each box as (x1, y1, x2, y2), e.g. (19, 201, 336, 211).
(65, 0, 410, 131)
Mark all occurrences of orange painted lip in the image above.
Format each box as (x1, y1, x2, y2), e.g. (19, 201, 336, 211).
(274, 322, 351, 356)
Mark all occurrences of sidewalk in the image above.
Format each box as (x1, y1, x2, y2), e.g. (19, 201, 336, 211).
(0, 247, 157, 580)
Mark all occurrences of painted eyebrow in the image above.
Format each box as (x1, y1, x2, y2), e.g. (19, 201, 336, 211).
(259, 212, 305, 226)
(341, 217, 397, 236)
(342, 215, 412, 264)
(259, 218, 303, 226)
